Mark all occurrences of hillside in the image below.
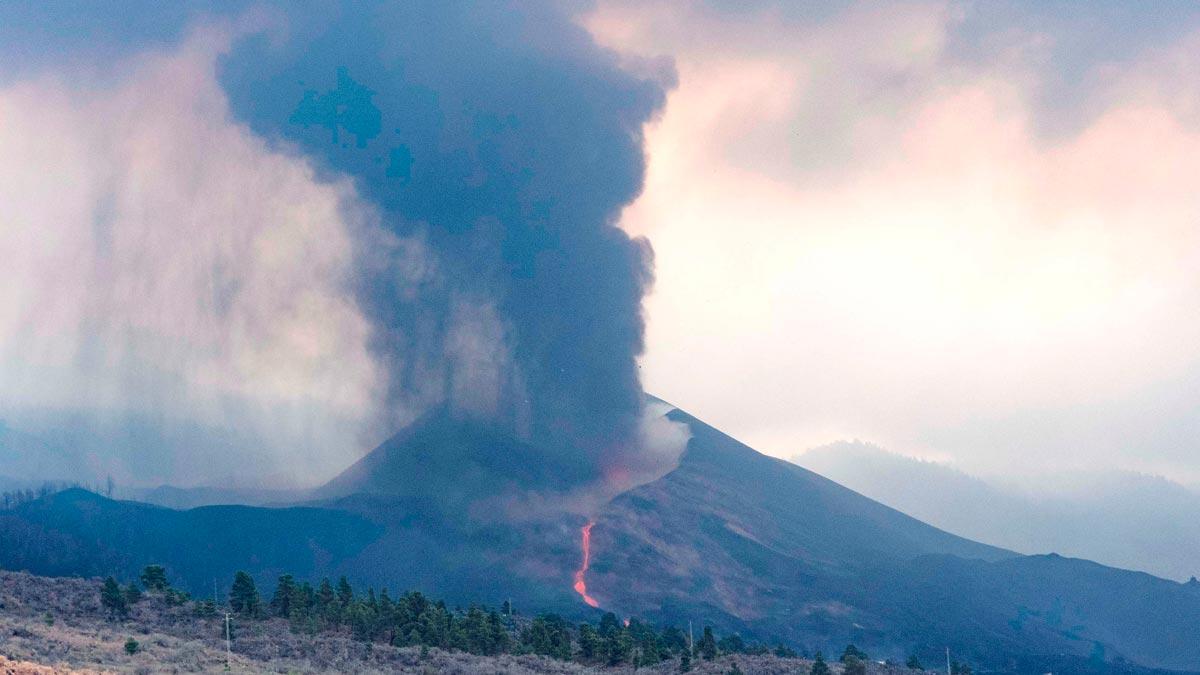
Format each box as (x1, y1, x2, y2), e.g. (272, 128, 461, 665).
(0, 489, 382, 591)
(585, 410, 1200, 668)
(3, 404, 1200, 671)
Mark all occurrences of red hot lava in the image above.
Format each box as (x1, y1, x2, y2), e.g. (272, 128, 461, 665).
(573, 521, 600, 608)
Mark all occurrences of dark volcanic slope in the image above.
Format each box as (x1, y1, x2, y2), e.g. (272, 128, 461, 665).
(587, 408, 1010, 643)
(585, 408, 1200, 670)
(315, 407, 593, 505)
(5, 405, 1200, 672)
(0, 488, 382, 591)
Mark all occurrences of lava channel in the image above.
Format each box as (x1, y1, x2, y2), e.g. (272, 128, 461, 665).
(573, 521, 600, 608)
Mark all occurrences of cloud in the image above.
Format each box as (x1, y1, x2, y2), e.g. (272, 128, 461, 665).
(588, 1, 1200, 480)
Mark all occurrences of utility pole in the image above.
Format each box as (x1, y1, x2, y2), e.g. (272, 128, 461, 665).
(225, 612, 232, 671)
(688, 620, 693, 655)
(946, 647, 951, 675)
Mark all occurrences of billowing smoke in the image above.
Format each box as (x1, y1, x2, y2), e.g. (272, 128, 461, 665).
(0, 1, 673, 484)
(216, 1, 669, 470)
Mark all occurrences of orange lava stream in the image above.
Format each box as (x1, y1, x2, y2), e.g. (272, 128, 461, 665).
(573, 521, 600, 608)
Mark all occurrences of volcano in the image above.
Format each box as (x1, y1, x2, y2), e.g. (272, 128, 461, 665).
(313, 406, 594, 506)
(3, 401, 1200, 671)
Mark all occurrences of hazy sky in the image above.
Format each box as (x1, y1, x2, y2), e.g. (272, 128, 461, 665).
(588, 1, 1200, 483)
(3, 2, 1200, 487)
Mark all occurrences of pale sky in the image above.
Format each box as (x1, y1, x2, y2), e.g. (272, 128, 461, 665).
(588, 1, 1200, 482)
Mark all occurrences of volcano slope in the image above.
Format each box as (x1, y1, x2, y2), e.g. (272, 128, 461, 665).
(3, 404, 1200, 671)
(584, 408, 1200, 670)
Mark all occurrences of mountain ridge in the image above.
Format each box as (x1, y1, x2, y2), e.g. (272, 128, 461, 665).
(2, 403, 1199, 671)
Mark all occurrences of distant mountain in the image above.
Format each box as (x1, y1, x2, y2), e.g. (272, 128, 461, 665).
(123, 484, 303, 509)
(798, 442, 1200, 581)
(3, 405, 1200, 671)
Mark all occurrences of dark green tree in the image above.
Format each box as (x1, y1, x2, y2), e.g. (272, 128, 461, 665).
(907, 655, 924, 670)
(951, 660, 973, 675)
(489, 610, 511, 654)
(680, 645, 692, 672)
(348, 600, 378, 642)
(336, 575, 354, 607)
(728, 662, 745, 675)
(598, 612, 621, 637)
(697, 626, 718, 660)
(660, 626, 688, 655)
(163, 588, 190, 606)
(844, 655, 868, 675)
(124, 637, 139, 655)
(269, 574, 295, 617)
(521, 614, 572, 660)
(100, 576, 127, 618)
(229, 571, 260, 617)
(579, 623, 601, 661)
(139, 565, 169, 592)
(124, 582, 142, 604)
(842, 644, 869, 663)
(810, 652, 832, 675)
(317, 578, 337, 622)
(604, 624, 633, 665)
(718, 632, 746, 654)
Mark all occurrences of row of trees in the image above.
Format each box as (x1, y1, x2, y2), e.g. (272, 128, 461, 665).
(101, 565, 962, 673)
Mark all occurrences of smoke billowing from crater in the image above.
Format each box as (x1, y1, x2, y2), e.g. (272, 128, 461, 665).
(0, 1, 677, 485)
(217, 1, 671, 473)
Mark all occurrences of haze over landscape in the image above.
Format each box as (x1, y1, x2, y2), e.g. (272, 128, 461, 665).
(2, 1, 1200, 673)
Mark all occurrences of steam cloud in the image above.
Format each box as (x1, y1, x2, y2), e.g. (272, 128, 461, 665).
(0, 1, 674, 484)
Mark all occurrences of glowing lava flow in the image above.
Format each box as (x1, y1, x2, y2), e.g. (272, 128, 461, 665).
(573, 521, 600, 608)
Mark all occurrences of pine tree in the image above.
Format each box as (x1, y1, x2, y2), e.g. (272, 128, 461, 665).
(100, 576, 127, 618)
(124, 637, 139, 655)
(842, 644, 869, 663)
(269, 574, 295, 617)
(810, 651, 832, 675)
(679, 645, 692, 672)
(229, 571, 260, 617)
(336, 576, 354, 607)
(139, 565, 169, 592)
(907, 655, 924, 670)
(697, 626, 718, 660)
(124, 582, 142, 605)
(317, 578, 337, 622)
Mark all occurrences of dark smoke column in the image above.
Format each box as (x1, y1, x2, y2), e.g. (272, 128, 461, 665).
(218, 1, 670, 473)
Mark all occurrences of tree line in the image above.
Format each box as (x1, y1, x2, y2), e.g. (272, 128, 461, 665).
(101, 564, 957, 672)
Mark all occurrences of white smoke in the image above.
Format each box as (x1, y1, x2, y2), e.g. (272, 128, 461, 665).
(0, 29, 396, 485)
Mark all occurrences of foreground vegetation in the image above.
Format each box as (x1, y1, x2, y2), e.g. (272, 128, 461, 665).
(104, 564, 830, 669)
(0, 567, 942, 674)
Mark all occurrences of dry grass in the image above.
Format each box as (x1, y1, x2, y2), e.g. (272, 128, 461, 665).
(0, 571, 924, 674)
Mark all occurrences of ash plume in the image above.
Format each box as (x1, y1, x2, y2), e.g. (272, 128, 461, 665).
(0, 0, 673, 485)
(216, 1, 671, 472)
